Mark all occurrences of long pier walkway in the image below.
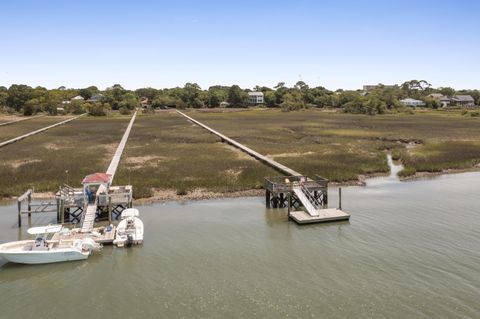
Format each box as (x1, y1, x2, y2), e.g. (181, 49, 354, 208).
(175, 110, 350, 224)
(0, 114, 86, 148)
(176, 110, 300, 176)
(80, 111, 137, 233)
(0, 115, 45, 127)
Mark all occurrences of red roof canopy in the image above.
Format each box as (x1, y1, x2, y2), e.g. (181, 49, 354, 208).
(82, 172, 111, 184)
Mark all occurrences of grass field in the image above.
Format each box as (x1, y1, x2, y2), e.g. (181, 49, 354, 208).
(1, 109, 480, 200)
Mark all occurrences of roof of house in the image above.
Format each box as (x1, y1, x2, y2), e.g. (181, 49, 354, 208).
(453, 95, 474, 102)
(72, 95, 84, 100)
(248, 92, 264, 96)
(82, 172, 112, 184)
(429, 93, 444, 99)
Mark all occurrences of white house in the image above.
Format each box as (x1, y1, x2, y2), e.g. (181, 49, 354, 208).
(400, 98, 425, 107)
(248, 92, 264, 104)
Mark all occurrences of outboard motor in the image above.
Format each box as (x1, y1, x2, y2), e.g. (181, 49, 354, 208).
(127, 234, 134, 246)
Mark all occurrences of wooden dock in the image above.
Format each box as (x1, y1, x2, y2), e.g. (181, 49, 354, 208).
(176, 110, 300, 176)
(79, 111, 137, 232)
(16, 112, 136, 228)
(0, 115, 44, 127)
(175, 111, 351, 224)
(0, 113, 86, 148)
(289, 208, 350, 224)
(106, 111, 137, 182)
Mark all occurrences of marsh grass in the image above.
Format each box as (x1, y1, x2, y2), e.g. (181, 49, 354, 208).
(1, 109, 480, 199)
(114, 113, 279, 198)
(191, 109, 480, 180)
(0, 116, 70, 142)
(0, 116, 131, 197)
(399, 141, 480, 175)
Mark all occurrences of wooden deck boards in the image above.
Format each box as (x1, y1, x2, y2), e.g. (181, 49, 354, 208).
(106, 111, 137, 183)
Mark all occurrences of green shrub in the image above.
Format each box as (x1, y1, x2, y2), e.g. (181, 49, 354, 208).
(398, 167, 416, 177)
(391, 149, 401, 161)
(119, 107, 131, 115)
(470, 111, 479, 117)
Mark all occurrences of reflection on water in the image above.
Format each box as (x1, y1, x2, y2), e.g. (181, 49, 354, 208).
(1, 171, 480, 318)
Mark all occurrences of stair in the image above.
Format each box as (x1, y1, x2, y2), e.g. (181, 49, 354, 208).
(292, 185, 319, 217)
(81, 203, 97, 233)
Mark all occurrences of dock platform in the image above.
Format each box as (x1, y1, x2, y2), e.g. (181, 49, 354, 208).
(51, 225, 116, 244)
(289, 209, 350, 224)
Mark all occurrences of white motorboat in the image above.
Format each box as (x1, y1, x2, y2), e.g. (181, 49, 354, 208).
(113, 208, 144, 247)
(0, 225, 101, 265)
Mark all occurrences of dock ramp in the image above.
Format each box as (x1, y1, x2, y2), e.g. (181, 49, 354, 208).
(290, 183, 350, 224)
(292, 184, 321, 217)
(81, 203, 97, 233)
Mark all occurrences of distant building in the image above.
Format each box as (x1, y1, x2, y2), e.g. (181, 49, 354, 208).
(71, 95, 85, 101)
(400, 98, 425, 107)
(219, 101, 230, 108)
(452, 95, 475, 107)
(431, 94, 476, 107)
(429, 93, 451, 107)
(248, 92, 264, 104)
(87, 93, 104, 103)
(140, 97, 151, 108)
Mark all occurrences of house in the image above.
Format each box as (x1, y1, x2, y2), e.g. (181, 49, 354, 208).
(219, 101, 230, 108)
(71, 95, 85, 101)
(400, 98, 425, 107)
(140, 97, 151, 108)
(452, 95, 475, 107)
(248, 92, 264, 104)
(429, 93, 451, 107)
(87, 93, 104, 103)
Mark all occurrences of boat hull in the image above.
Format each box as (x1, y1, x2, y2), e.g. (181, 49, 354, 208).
(0, 241, 89, 264)
(113, 217, 144, 247)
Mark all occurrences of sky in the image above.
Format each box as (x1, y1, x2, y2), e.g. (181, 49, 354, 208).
(0, 0, 479, 91)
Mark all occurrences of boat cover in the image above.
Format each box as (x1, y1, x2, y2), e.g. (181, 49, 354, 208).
(27, 225, 63, 235)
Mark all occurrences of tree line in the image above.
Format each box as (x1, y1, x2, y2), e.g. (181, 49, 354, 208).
(0, 80, 479, 116)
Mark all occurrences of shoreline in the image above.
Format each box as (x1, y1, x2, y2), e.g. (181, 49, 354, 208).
(4, 167, 480, 205)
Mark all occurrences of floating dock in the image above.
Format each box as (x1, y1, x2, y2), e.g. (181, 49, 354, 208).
(290, 209, 350, 224)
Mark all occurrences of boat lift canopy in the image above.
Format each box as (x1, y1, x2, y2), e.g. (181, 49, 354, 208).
(121, 208, 139, 219)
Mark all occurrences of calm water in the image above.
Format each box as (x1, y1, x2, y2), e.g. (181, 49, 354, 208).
(1, 167, 480, 318)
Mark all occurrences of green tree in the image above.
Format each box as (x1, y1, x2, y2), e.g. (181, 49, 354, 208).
(135, 87, 158, 101)
(439, 87, 456, 97)
(281, 91, 305, 111)
(227, 85, 248, 107)
(79, 86, 98, 100)
(264, 91, 277, 107)
(119, 92, 139, 110)
(7, 84, 33, 111)
(0, 86, 8, 109)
